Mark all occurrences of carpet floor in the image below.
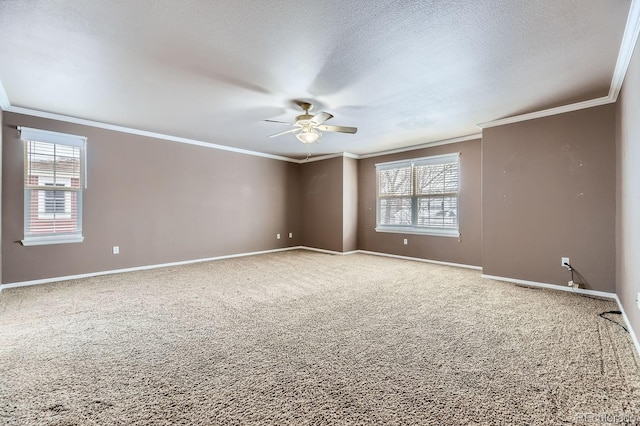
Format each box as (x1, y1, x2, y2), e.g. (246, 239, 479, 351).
(1, 250, 639, 425)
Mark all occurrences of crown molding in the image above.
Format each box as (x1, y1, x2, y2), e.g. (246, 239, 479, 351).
(477, 96, 614, 129)
(610, 0, 640, 100)
(3, 104, 300, 163)
(1, 0, 639, 160)
(357, 133, 482, 159)
(0, 80, 10, 110)
(3, 100, 476, 163)
(478, 0, 640, 130)
(300, 152, 361, 163)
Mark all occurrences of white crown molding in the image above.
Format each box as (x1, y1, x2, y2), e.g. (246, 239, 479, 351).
(478, 0, 640, 130)
(302, 152, 349, 163)
(477, 96, 615, 129)
(4, 104, 300, 164)
(301, 152, 361, 163)
(2, 0, 639, 160)
(2, 98, 477, 163)
(610, 0, 640, 100)
(343, 152, 360, 160)
(0, 80, 10, 110)
(358, 134, 482, 159)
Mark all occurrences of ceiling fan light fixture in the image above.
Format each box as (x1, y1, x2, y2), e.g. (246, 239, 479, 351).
(295, 127, 320, 144)
(264, 101, 356, 144)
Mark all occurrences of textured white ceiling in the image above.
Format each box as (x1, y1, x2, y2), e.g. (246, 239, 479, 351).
(0, 0, 632, 159)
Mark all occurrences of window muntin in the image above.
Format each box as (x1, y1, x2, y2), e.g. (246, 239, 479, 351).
(376, 153, 459, 236)
(21, 127, 86, 246)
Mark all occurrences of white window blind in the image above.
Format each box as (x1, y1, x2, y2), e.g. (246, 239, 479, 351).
(21, 127, 86, 246)
(376, 153, 460, 236)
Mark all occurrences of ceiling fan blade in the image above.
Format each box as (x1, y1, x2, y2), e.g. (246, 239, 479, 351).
(268, 128, 300, 138)
(310, 111, 333, 125)
(264, 119, 294, 126)
(317, 124, 358, 134)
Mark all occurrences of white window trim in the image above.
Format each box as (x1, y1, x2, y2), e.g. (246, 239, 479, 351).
(375, 226, 460, 238)
(375, 153, 460, 238)
(20, 127, 87, 246)
(22, 234, 84, 246)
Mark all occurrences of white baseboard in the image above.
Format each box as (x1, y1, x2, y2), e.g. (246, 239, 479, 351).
(298, 246, 356, 255)
(0, 246, 303, 291)
(359, 250, 482, 270)
(481, 274, 617, 299)
(0, 246, 478, 291)
(2, 247, 638, 359)
(613, 294, 640, 360)
(482, 273, 640, 358)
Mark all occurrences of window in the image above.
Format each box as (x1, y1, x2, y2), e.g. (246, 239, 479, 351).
(376, 153, 460, 237)
(21, 127, 86, 246)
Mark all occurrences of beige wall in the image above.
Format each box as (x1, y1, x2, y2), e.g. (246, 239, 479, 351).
(0, 88, 630, 331)
(357, 139, 482, 266)
(482, 104, 616, 292)
(2, 112, 301, 283)
(298, 155, 359, 253)
(299, 156, 344, 252)
(342, 157, 358, 252)
(616, 38, 640, 342)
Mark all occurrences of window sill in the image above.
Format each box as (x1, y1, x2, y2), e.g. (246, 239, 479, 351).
(21, 235, 84, 246)
(375, 227, 460, 238)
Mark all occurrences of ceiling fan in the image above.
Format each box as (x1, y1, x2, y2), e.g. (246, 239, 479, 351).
(264, 101, 357, 144)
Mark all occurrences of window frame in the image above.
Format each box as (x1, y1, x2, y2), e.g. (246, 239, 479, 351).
(375, 152, 460, 237)
(20, 127, 87, 246)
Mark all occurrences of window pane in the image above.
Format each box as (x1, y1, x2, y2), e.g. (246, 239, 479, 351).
(377, 167, 412, 196)
(44, 187, 66, 214)
(417, 196, 458, 228)
(27, 189, 79, 234)
(26, 141, 81, 188)
(415, 161, 459, 195)
(379, 197, 412, 225)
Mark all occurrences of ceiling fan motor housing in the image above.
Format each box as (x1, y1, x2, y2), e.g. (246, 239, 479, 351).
(295, 114, 314, 124)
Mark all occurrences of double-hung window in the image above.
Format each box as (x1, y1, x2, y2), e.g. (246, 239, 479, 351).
(21, 127, 86, 246)
(376, 153, 460, 237)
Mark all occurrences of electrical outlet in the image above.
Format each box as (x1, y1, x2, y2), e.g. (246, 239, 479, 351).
(568, 280, 574, 287)
(276, 234, 281, 240)
(403, 238, 408, 245)
(561, 257, 570, 268)
(289, 233, 293, 238)
(112, 246, 119, 255)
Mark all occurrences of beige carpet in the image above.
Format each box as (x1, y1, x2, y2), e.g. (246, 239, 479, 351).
(1, 250, 639, 425)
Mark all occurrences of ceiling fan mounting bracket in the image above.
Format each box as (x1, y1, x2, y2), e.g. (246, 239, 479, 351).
(293, 100, 313, 113)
